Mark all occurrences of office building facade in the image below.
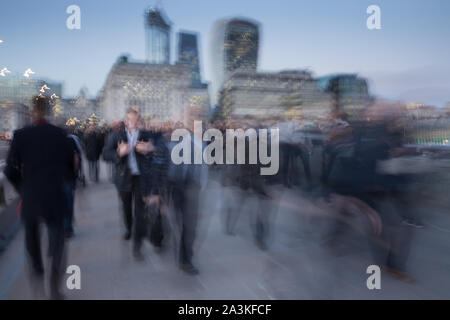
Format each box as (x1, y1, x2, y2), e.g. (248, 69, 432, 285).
(216, 69, 332, 121)
(317, 74, 371, 121)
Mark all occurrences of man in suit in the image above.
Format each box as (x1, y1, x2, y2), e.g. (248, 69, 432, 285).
(167, 121, 208, 274)
(4, 96, 76, 299)
(84, 124, 103, 182)
(103, 107, 155, 260)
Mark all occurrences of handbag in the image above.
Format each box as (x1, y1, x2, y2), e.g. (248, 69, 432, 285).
(148, 202, 164, 247)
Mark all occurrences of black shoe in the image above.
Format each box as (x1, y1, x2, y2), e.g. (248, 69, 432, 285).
(153, 244, 163, 254)
(225, 225, 236, 236)
(30, 274, 45, 299)
(133, 249, 145, 262)
(50, 290, 65, 300)
(181, 263, 199, 275)
(255, 231, 268, 251)
(123, 231, 132, 240)
(49, 274, 64, 300)
(32, 264, 44, 277)
(256, 239, 268, 251)
(64, 230, 74, 239)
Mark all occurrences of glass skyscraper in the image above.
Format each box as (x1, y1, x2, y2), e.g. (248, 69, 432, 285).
(145, 7, 171, 64)
(177, 31, 205, 88)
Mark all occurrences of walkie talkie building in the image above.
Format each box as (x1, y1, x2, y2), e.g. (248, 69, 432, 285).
(210, 17, 260, 107)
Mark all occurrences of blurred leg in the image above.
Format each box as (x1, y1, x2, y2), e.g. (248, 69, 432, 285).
(95, 160, 99, 182)
(132, 176, 147, 257)
(253, 193, 272, 250)
(24, 217, 44, 275)
(64, 182, 75, 235)
(182, 186, 199, 266)
(119, 191, 133, 237)
(46, 220, 65, 299)
(172, 185, 199, 273)
(88, 161, 94, 181)
(172, 187, 187, 263)
(225, 186, 245, 235)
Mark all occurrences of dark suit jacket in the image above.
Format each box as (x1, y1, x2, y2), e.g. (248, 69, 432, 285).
(3, 122, 75, 222)
(84, 131, 103, 161)
(102, 128, 154, 193)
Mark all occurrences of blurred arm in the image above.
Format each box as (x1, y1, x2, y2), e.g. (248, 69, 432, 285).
(3, 132, 22, 192)
(102, 132, 120, 163)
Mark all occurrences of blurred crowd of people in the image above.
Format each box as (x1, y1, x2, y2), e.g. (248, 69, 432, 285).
(3, 95, 449, 299)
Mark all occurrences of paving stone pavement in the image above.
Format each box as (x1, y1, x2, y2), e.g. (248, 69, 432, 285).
(0, 162, 449, 300)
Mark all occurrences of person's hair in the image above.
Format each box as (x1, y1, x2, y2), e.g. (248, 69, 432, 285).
(33, 95, 50, 117)
(126, 106, 140, 116)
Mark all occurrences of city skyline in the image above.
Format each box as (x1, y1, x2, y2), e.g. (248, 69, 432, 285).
(0, 0, 449, 107)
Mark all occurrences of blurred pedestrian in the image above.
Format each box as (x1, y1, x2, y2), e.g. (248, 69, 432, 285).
(84, 124, 103, 182)
(3, 96, 75, 299)
(167, 121, 208, 274)
(141, 129, 170, 249)
(103, 107, 155, 261)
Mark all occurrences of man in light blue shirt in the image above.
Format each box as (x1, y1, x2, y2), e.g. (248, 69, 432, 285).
(103, 107, 154, 261)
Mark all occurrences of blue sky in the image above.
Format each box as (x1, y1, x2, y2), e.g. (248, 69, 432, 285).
(0, 0, 449, 106)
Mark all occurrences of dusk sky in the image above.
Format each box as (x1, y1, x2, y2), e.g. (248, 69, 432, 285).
(1, 0, 449, 107)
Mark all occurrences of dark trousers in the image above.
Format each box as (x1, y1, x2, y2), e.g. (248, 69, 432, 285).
(358, 191, 412, 272)
(280, 144, 311, 187)
(172, 184, 199, 266)
(225, 184, 272, 249)
(119, 175, 146, 250)
(23, 215, 65, 292)
(88, 160, 99, 182)
(109, 163, 115, 183)
(64, 181, 76, 233)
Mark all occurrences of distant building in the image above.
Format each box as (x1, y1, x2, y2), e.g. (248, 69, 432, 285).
(443, 102, 450, 116)
(185, 86, 210, 122)
(0, 75, 62, 108)
(177, 31, 205, 88)
(177, 31, 210, 119)
(403, 103, 450, 145)
(0, 102, 30, 136)
(62, 88, 99, 121)
(210, 17, 260, 107)
(216, 69, 332, 121)
(100, 56, 195, 124)
(317, 74, 371, 121)
(145, 7, 171, 64)
(101, 6, 211, 125)
(101, 6, 212, 125)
